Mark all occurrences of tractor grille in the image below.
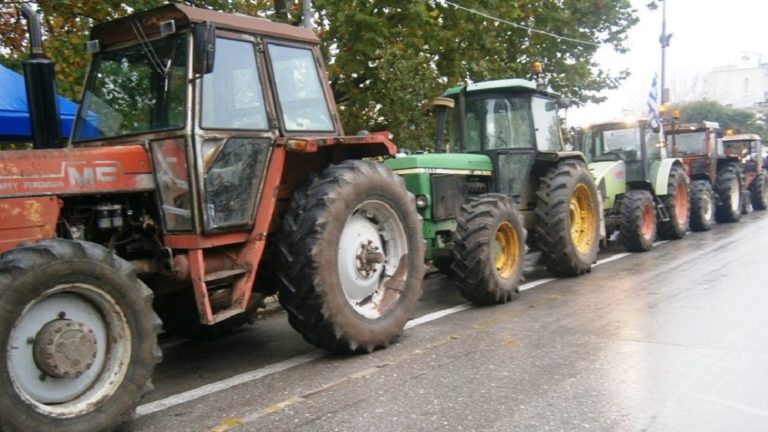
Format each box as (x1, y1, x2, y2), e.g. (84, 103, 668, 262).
(431, 175, 467, 221)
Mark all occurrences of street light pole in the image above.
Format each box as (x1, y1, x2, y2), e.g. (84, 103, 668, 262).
(303, 0, 312, 29)
(659, 0, 671, 104)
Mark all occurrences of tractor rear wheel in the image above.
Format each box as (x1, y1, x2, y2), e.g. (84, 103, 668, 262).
(619, 190, 656, 252)
(750, 170, 768, 210)
(689, 180, 715, 231)
(452, 194, 525, 305)
(715, 162, 743, 223)
(535, 160, 600, 277)
(277, 160, 424, 353)
(657, 164, 689, 239)
(0, 240, 161, 432)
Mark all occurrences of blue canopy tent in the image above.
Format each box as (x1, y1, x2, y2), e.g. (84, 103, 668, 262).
(0, 63, 77, 142)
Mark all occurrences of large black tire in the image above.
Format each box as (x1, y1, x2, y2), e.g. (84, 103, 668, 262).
(657, 164, 689, 239)
(0, 240, 161, 432)
(619, 190, 656, 252)
(535, 159, 600, 277)
(750, 169, 768, 210)
(277, 160, 425, 353)
(451, 194, 526, 305)
(689, 180, 715, 231)
(715, 163, 743, 223)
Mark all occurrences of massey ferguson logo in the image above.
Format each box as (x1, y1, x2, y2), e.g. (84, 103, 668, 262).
(67, 165, 119, 187)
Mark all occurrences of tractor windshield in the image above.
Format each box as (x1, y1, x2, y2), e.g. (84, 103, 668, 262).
(600, 127, 642, 161)
(72, 34, 187, 142)
(457, 95, 533, 151)
(670, 131, 707, 155)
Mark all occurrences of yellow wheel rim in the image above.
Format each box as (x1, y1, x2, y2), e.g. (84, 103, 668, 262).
(570, 184, 596, 254)
(494, 221, 519, 279)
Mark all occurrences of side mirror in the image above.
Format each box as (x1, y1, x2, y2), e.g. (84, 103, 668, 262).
(193, 22, 216, 75)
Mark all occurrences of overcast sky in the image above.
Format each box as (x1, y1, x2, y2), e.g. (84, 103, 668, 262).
(568, 0, 768, 126)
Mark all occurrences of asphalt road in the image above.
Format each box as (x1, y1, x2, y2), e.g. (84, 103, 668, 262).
(133, 212, 768, 432)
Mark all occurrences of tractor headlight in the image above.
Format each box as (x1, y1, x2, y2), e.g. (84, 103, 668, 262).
(415, 194, 429, 209)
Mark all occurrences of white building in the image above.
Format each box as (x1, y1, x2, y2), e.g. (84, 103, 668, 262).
(704, 63, 768, 111)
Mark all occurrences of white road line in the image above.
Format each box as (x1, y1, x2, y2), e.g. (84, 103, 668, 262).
(136, 351, 325, 417)
(595, 253, 631, 266)
(404, 304, 472, 329)
(519, 278, 556, 291)
(139, 244, 652, 418)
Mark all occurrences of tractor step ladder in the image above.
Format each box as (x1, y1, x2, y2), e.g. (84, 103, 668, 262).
(189, 249, 250, 325)
(655, 199, 670, 222)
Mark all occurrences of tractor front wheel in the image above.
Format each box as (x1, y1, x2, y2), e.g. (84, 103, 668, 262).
(715, 163, 743, 223)
(535, 160, 600, 277)
(750, 169, 768, 210)
(452, 194, 526, 305)
(0, 240, 161, 432)
(657, 164, 689, 239)
(619, 190, 656, 252)
(689, 180, 715, 231)
(277, 160, 424, 353)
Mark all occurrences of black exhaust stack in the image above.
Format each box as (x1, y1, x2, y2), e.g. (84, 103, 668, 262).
(21, 4, 62, 149)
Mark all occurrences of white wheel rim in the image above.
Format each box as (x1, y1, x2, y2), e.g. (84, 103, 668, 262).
(337, 200, 408, 319)
(730, 178, 740, 213)
(7, 284, 132, 418)
(702, 188, 713, 221)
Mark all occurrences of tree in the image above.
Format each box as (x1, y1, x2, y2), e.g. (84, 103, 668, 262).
(1, 1, 638, 149)
(670, 100, 767, 137)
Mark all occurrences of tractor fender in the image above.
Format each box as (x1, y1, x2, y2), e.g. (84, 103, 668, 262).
(589, 160, 627, 210)
(650, 158, 684, 196)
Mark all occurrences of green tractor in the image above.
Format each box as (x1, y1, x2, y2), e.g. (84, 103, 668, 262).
(384, 78, 600, 305)
(579, 120, 689, 252)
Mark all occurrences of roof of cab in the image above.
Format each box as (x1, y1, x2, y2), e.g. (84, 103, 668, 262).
(91, 3, 319, 48)
(443, 78, 559, 98)
(722, 133, 762, 142)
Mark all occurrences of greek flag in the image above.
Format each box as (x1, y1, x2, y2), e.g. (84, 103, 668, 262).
(647, 73, 660, 129)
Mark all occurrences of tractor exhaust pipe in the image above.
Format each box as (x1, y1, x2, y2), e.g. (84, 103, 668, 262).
(20, 3, 63, 149)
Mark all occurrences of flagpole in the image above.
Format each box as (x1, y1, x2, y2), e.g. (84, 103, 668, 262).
(660, 0, 669, 104)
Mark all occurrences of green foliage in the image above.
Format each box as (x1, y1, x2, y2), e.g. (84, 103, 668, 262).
(671, 100, 767, 137)
(1, 1, 638, 149)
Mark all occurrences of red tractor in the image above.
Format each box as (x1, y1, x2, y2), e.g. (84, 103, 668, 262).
(664, 121, 743, 229)
(0, 5, 424, 431)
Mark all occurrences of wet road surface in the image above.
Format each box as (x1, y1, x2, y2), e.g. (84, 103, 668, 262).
(133, 212, 768, 432)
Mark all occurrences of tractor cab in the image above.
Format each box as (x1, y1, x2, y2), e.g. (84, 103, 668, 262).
(70, 4, 343, 235)
(722, 133, 764, 169)
(434, 79, 573, 205)
(664, 121, 725, 180)
(581, 119, 665, 184)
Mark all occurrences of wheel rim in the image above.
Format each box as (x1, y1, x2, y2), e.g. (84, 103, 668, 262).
(494, 221, 519, 279)
(701, 188, 713, 221)
(569, 183, 596, 254)
(641, 200, 654, 239)
(762, 177, 768, 203)
(675, 180, 688, 222)
(730, 177, 740, 212)
(7, 285, 131, 418)
(337, 200, 408, 319)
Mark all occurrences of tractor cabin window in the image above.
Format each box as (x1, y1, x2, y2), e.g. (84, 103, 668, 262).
(531, 96, 562, 152)
(267, 44, 334, 132)
(461, 95, 533, 151)
(201, 38, 268, 130)
(73, 34, 187, 142)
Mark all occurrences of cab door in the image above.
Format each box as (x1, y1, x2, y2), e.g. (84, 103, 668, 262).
(461, 93, 537, 199)
(195, 32, 276, 232)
